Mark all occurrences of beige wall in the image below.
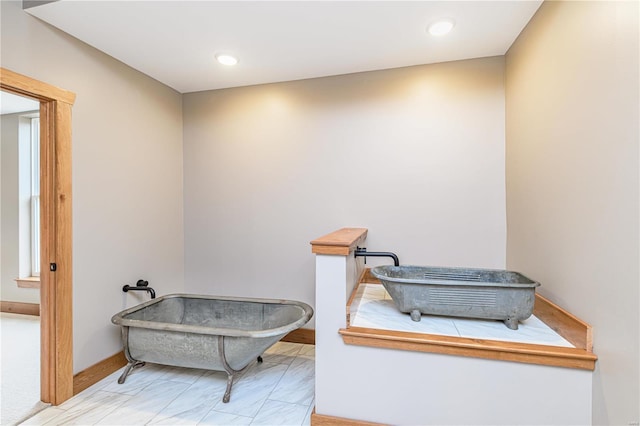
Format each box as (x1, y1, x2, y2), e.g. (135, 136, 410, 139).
(183, 57, 507, 326)
(1, 0, 185, 372)
(505, 1, 639, 424)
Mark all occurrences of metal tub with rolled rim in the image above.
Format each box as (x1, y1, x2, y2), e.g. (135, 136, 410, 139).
(111, 293, 313, 402)
(371, 265, 539, 330)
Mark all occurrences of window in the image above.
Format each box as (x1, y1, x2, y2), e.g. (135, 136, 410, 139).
(16, 113, 40, 280)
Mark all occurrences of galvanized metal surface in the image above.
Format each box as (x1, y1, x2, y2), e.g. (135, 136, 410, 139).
(111, 294, 313, 402)
(371, 265, 540, 330)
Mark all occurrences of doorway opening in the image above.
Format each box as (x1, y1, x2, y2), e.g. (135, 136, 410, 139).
(0, 90, 44, 424)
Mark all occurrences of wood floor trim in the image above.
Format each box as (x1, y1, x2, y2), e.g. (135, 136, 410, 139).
(282, 328, 315, 345)
(72, 351, 127, 395)
(311, 409, 385, 426)
(0, 301, 40, 316)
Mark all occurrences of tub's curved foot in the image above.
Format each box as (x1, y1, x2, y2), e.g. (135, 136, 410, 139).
(219, 335, 253, 403)
(504, 317, 519, 330)
(410, 309, 422, 322)
(118, 360, 145, 384)
(223, 374, 234, 403)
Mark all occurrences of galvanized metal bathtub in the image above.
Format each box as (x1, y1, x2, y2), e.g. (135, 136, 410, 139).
(371, 265, 540, 330)
(111, 294, 313, 402)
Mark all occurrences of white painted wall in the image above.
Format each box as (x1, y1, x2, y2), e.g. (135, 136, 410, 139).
(183, 57, 507, 325)
(1, 112, 40, 304)
(1, 0, 185, 372)
(505, 2, 639, 425)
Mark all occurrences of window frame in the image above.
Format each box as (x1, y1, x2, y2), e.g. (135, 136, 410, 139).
(31, 116, 40, 277)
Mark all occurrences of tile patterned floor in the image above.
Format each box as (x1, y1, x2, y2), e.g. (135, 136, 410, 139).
(20, 342, 315, 426)
(351, 283, 574, 347)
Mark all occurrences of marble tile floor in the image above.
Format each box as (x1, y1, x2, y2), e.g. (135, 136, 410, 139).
(351, 283, 574, 347)
(20, 342, 315, 426)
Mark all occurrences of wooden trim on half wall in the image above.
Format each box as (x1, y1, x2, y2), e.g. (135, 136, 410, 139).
(1, 67, 75, 405)
(310, 228, 368, 256)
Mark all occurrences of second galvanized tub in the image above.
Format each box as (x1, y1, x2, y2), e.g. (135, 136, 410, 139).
(111, 294, 313, 402)
(371, 265, 540, 330)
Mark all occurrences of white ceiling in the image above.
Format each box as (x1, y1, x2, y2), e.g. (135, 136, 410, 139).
(25, 1, 542, 94)
(1, 91, 40, 115)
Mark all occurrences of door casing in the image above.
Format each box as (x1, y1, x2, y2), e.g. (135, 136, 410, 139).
(1, 67, 75, 405)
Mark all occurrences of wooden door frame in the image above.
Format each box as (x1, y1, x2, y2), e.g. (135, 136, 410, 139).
(1, 68, 75, 405)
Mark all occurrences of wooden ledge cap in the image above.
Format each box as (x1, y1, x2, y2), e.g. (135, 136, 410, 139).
(311, 228, 368, 256)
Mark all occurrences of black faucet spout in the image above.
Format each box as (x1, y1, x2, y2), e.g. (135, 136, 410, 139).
(354, 247, 399, 266)
(123, 279, 156, 299)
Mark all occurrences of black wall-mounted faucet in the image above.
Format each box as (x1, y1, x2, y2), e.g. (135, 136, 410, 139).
(123, 279, 156, 299)
(354, 247, 399, 266)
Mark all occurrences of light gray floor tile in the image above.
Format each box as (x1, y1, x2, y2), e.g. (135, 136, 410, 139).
(302, 399, 314, 425)
(55, 372, 122, 412)
(268, 357, 314, 406)
(261, 342, 303, 365)
(148, 371, 228, 425)
(251, 400, 308, 425)
(453, 315, 574, 347)
(157, 365, 207, 384)
(99, 363, 168, 396)
(198, 410, 253, 425)
(297, 345, 315, 360)
(19, 408, 66, 426)
(212, 362, 288, 418)
(21, 343, 316, 426)
(96, 379, 190, 425)
(42, 391, 131, 426)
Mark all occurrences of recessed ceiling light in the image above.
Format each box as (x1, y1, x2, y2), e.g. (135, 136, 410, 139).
(428, 19, 455, 36)
(215, 54, 238, 66)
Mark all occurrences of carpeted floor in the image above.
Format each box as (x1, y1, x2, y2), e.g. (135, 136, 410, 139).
(0, 312, 48, 425)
